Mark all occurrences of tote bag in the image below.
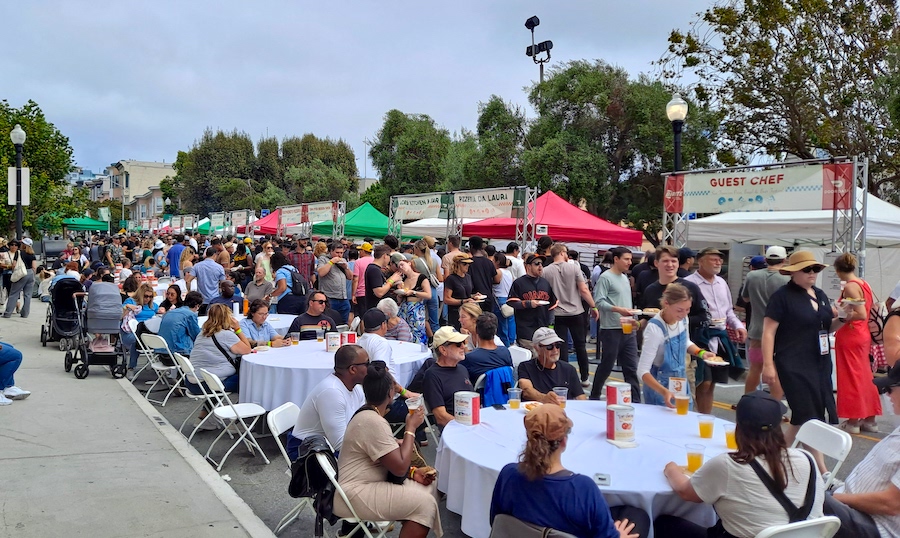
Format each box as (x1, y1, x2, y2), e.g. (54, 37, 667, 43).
(11, 253, 27, 282)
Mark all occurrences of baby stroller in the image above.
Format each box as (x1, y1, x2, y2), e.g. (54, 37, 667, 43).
(66, 281, 127, 379)
(41, 278, 84, 351)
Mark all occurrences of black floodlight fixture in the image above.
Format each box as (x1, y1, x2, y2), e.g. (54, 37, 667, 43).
(525, 16, 540, 30)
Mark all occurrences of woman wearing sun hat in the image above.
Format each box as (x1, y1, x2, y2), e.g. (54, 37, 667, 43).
(762, 250, 841, 472)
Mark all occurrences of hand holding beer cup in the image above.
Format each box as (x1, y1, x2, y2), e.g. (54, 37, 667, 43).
(662, 389, 676, 409)
(405, 402, 425, 430)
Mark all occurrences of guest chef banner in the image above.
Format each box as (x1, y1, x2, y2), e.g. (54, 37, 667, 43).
(306, 202, 335, 224)
(279, 204, 304, 228)
(210, 212, 226, 231)
(229, 210, 250, 228)
(392, 193, 449, 220)
(664, 162, 853, 214)
(182, 214, 197, 231)
(453, 188, 526, 219)
(170, 215, 183, 231)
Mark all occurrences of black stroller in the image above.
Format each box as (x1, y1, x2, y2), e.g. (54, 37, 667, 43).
(41, 278, 84, 351)
(66, 281, 127, 379)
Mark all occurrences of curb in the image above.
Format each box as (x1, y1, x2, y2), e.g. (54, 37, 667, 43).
(117, 377, 276, 538)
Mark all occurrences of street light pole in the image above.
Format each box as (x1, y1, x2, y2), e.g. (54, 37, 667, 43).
(666, 93, 688, 173)
(525, 16, 552, 109)
(9, 125, 26, 241)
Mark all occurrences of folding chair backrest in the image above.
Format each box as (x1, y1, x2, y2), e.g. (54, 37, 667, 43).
(790, 420, 852, 489)
(172, 353, 200, 387)
(754, 515, 841, 538)
(315, 452, 363, 522)
(474, 374, 487, 393)
(127, 318, 140, 335)
(489, 514, 578, 538)
(267, 402, 301, 469)
(198, 368, 226, 394)
(140, 333, 176, 365)
(509, 345, 532, 373)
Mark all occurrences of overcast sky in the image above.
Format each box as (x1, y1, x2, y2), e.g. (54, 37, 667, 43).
(4, 1, 701, 177)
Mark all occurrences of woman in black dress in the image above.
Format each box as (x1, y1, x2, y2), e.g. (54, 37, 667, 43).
(442, 253, 474, 330)
(762, 250, 841, 473)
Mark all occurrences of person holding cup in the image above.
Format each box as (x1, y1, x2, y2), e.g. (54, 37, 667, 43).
(517, 328, 587, 404)
(637, 284, 720, 409)
(655, 391, 825, 538)
(239, 299, 290, 348)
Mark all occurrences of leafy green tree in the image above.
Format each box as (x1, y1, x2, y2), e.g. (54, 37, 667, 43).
(0, 99, 78, 236)
(359, 181, 389, 214)
(439, 130, 479, 191)
(370, 110, 451, 200)
(283, 160, 351, 203)
(254, 136, 283, 189)
(175, 129, 256, 216)
(473, 95, 526, 188)
(660, 0, 900, 193)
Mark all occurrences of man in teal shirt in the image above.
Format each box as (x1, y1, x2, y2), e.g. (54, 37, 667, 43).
(156, 291, 203, 356)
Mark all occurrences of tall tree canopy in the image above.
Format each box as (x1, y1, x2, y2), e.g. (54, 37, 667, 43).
(0, 100, 83, 234)
(660, 0, 900, 196)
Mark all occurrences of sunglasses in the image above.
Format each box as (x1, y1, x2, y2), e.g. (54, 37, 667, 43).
(445, 341, 465, 348)
(542, 342, 564, 350)
(800, 265, 824, 274)
(341, 360, 371, 370)
(144, 294, 154, 299)
(310, 299, 327, 304)
(531, 261, 543, 266)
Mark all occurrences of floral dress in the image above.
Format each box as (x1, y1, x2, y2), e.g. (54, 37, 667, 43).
(398, 274, 428, 345)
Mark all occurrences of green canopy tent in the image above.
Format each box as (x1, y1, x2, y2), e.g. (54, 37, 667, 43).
(63, 217, 110, 231)
(197, 217, 224, 235)
(310, 202, 409, 239)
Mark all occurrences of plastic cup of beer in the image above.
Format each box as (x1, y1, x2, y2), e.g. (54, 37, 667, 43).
(552, 387, 568, 408)
(724, 423, 737, 450)
(507, 388, 522, 409)
(290, 332, 300, 345)
(620, 316, 634, 335)
(406, 395, 422, 415)
(686, 444, 705, 473)
(698, 415, 715, 439)
(675, 394, 690, 415)
(316, 329, 325, 342)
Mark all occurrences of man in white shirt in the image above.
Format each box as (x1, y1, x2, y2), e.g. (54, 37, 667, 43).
(823, 369, 900, 538)
(357, 308, 394, 371)
(286, 345, 368, 459)
(505, 242, 526, 280)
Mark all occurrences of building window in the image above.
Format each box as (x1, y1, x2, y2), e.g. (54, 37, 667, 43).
(125, 172, 130, 189)
(155, 197, 163, 214)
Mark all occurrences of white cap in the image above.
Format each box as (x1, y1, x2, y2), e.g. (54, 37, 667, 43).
(765, 246, 787, 260)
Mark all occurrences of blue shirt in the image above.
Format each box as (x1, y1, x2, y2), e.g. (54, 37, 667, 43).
(490, 463, 619, 538)
(156, 306, 201, 354)
(167, 244, 185, 278)
(274, 266, 295, 301)
(124, 297, 160, 322)
(192, 258, 226, 304)
(239, 318, 279, 344)
(464, 346, 513, 385)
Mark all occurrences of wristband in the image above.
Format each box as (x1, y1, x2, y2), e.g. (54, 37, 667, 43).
(267, 340, 271, 347)
(697, 350, 706, 359)
(235, 328, 242, 335)
(329, 260, 334, 265)
(404, 431, 415, 438)
(400, 388, 408, 397)
(591, 306, 598, 311)
(387, 279, 394, 285)
(408, 466, 417, 479)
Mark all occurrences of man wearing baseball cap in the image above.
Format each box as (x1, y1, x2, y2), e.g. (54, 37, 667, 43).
(820, 366, 900, 537)
(507, 254, 558, 352)
(289, 235, 316, 285)
(351, 242, 374, 321)
(423, 326, 474, 427)
(739, 246, 790, 397)
(516, 327, 586, 404)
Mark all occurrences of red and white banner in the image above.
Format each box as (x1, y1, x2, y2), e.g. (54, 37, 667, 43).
(664, 163, 853, 214)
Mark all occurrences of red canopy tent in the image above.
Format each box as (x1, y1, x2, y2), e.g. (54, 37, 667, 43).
(236, 209, 279, 235)
(462, 191, 643, 246)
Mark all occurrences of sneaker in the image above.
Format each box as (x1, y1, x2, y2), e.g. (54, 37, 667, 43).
(125, 369, 136, 381)
(193, 418, 219, 431)
(581, 380, 591, 388)
(860, 421, 879, 433)
(0, 393, 12, 406)
(3, 386, 30, 400)
(822, 472, 845, 491)
(838, 421, 860, 434)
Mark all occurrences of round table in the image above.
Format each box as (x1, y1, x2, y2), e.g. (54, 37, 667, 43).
(435, 400, 730, 538)
(239, 339, 430, 410)
(197, 314, 296, 337)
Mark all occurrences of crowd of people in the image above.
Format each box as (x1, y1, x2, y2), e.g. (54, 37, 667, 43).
(10, 227, 900, 537)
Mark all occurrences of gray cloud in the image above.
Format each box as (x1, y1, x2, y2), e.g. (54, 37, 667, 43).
(3, 0, 699, 174)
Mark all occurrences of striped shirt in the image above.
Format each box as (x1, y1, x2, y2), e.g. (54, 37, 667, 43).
(837, 424, 900, 537)
(287, 313, 336, 341)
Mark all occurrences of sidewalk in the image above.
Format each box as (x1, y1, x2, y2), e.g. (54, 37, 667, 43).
(0, 303, 274, 538)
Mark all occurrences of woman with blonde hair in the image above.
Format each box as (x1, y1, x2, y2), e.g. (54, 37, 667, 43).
(187, 303, 251, 393)
(490, 404, 648, 537)
(3, 239, 36, 319)
(458, 301, 484, 352)
(121, 282, 160, 372)
(832, 252, 881, 433)
(255, 242, 274, 281)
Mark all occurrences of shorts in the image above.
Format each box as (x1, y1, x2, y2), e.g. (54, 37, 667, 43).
(747, 346, 764, 365)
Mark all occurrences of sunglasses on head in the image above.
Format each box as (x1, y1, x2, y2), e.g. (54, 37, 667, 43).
(542, 342, 564, 350)
(800, 265, 824, 274)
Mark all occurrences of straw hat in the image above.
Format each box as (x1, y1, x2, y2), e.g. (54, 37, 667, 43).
(779, 250, 828, 274)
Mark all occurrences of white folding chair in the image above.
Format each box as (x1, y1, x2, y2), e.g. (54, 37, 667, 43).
(266, 402, 314, 535)
(198, 368, 270, 471)
(349, 317, 361, 333)
(754, 515, 841, 538)
(474, 373, 487, 393)
(509, 345, 532, 378)
(139, 333, 183, 406)
(171, 353, 224, 440)
(127, 318, 156, 383)
(790, 420, 853, 490)
(316, 452, 393, 538)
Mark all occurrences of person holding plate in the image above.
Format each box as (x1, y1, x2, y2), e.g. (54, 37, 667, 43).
(638, 284, 721, 408)
(443, 253, 475, 331)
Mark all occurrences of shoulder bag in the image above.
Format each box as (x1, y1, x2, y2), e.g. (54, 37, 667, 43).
(11, 252, 27, 282)
(211, 332, 242, 372)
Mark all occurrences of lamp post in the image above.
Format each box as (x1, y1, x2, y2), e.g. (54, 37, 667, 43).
(165, 197, 172, 215)
(9, 124, 26, 241)
(666, 93, 688, 172)
(525, 16, 553, 108)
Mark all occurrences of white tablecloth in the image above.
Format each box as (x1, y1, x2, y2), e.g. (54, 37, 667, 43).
(239, 339, 430, 410)
(435, 401, 731, 538)
(197, 314, 296, 337)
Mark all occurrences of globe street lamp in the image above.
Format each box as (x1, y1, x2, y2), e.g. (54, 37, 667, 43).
(9, 124, 26, 240)
(666, 93, 688, 172)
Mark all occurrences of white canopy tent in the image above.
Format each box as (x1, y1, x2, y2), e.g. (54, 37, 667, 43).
(687, 191, 900, 298)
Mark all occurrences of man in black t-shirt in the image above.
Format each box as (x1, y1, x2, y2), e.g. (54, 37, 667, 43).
(363, 244, 401, 313)
(517, 327, 585, 403)
(467, 236, 499, 307)
(288, 290, 336, 340)
(423, 326, 473, 427)
(508, 254, 558, 352)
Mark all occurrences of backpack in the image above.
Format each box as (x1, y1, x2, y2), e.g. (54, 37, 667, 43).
(290, 269, 309, 297)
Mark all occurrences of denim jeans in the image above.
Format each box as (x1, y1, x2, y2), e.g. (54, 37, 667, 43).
(329, 298, 350, 325)
(0, 341, 23, 389)
(120, 330, 140, 369)
(492, 298, 516, 347)
(426, 287, 440, 333)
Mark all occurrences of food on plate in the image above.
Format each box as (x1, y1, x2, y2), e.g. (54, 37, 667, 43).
(524, 402, 543, 411)
(642, 308, 660, 315)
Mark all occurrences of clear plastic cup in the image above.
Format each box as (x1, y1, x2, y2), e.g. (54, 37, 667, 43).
(507, 388, 522, 409)
(675, 394, 690, 415)
(552, 387, 568, 408)
(316, 328, 325, 342)
(698, 415, 715, 439)
(290, 332, 300, 345)
(406, 395, 422, 415)
(686, 444, 705, 473)
(724, 423, 737, 450)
